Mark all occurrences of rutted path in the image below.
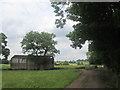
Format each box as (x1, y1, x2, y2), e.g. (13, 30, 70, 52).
(66, 69, 105, 88)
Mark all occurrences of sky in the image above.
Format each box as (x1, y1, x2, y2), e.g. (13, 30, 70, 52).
(0, 0, 88, 61)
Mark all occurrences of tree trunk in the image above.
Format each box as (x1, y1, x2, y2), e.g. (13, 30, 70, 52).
(44, 50, 47, 56)
(5, 55, 8, 60)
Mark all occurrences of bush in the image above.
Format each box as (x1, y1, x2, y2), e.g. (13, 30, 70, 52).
(85, 65, 96, 70)
(77, 62, 80, 65)
(107, 75, 120, 88)
(0, 59, 9, 64)
(81, 62, 83, 65)
(62, 61, 69, 65)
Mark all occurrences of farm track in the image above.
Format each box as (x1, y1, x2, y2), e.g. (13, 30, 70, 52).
(66, 69, 105, 88)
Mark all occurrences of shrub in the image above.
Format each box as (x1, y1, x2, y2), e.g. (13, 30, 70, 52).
(77, 62, 80, 65)
(1, 59, 9, 64)
(62, 61, 69, 65)
(54, 62, 60, 65)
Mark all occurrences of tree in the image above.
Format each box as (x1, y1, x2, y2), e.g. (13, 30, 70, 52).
(0, 33, 10, 60)
(0, 59, 9, 64)
(2, 48, 10, 60)
(77, 62, 80, 65)
(87, 51, 102, 65)
(62, 61, 69, 65)
(21, 31, 60, 56)
(51, 2, 120, 74)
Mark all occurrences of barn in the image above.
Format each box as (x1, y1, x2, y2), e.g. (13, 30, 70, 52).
(10, 55, 54, 70)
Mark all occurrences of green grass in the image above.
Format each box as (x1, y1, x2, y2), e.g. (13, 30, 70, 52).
(55, 64, 103, 69)
(1, 64, 104, 88)
(0, 63, 104, 70)
(2, 69, 81, 88)
(0, 69, 1, 89)
(0, 64, 103, 70)
(54, 65, 86, 69)
(0, 64, 10, 69)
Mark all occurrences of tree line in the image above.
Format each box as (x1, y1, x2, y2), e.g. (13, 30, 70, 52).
(51, 2, 120, 74)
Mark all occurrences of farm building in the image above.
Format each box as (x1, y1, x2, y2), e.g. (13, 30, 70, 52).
(10, 55, 54, 70)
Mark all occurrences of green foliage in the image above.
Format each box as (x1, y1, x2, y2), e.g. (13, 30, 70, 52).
(85, 65, 97, 70)
(0, 33, 10, 60)
(54, 62, 60, 65)
(52, 2, 120, 74)
(87, 51, 102, 65)
(51, 2, 68, 28)
(62, 61, 69, 65)
(100, 69, 120, 88)
(69, 60, 76, 64)
(0, 33, 7, 48)
(2, 69, 81, 88)
(77, 62, 80, 65)
(21, 31, 60, 56)
(2, 48, 10, 60)
(54, 61, 69, 65)
(0, 59, 9, 64)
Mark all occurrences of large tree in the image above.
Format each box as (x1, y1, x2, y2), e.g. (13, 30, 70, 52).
(51, 2, 120, 73)
(21, 31, 59, 56)
(0, 33, 10, 60)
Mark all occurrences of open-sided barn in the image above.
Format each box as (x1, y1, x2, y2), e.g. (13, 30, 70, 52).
(10, 55, 54, 70)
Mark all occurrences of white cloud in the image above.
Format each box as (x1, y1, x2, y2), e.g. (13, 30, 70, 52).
(0, 0, 50, 3)
(0, 1, 88, 61)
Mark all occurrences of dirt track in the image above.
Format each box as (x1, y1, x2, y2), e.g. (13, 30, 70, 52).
(66, 69, 105, 88)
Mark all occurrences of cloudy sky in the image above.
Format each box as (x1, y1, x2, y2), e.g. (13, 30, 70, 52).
(0, 0, 88, 61)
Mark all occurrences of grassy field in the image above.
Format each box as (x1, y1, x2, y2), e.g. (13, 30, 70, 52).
(55, 64, 104, 69)
(0, 64, 104, 70)
(55, 64, 86, 69)
(0, 64, 10, 69)
(1, 64, 82, 88)
(1, 63, 104, 88)
(2, 69, 81, 88)
(1, 64, 85, 69)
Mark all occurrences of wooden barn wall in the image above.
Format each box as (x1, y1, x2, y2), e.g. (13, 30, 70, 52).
(10, 56, 54, 70)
